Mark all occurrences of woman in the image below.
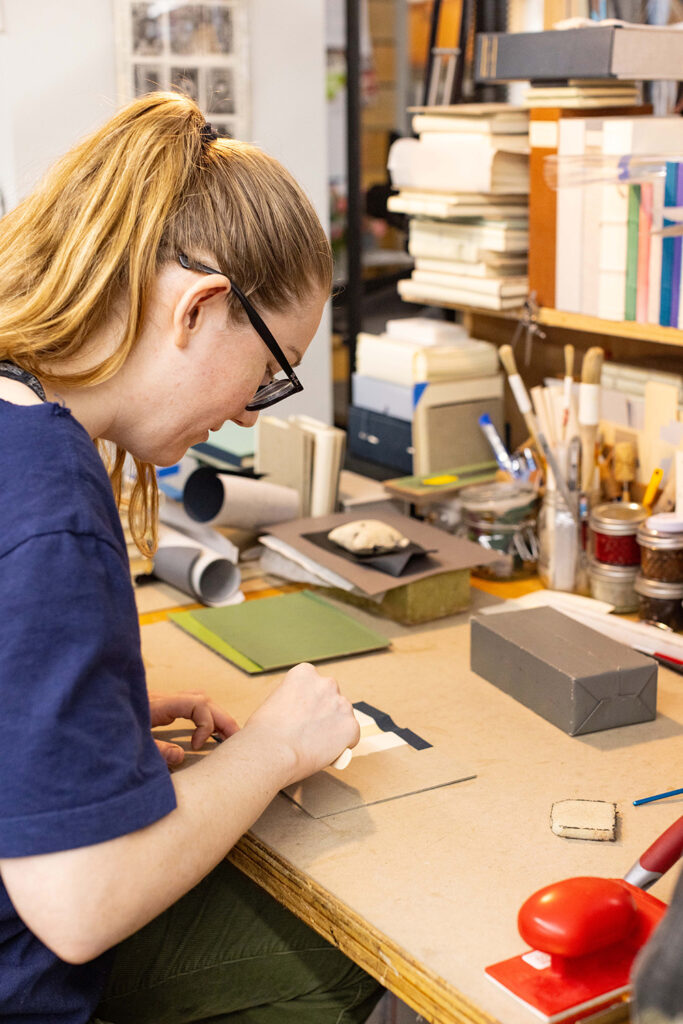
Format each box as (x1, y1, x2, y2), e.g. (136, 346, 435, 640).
(0, 92, 381, 1023)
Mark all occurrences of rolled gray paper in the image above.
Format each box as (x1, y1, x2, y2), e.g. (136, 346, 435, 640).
(183, 467, 299, 529)
(153, 528, 241, 606)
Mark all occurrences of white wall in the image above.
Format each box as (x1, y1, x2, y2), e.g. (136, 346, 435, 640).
(0, 1, 117, 208)
(0, 0, 333, 424)
(248, 0, 332, 424)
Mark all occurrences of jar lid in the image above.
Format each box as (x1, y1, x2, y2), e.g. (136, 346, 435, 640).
(458, 481, 537, 515)
(637, 523, 683, 550)
(588, 558, 639, 582)
(589, 502, 648, 536)
(634, 574, 683, 599)
(646, 512, 683, 534)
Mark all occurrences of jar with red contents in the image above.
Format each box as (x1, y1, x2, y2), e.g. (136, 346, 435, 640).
(589, 502, 648, 566)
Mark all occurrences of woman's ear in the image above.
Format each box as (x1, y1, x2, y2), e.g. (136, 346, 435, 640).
(172, 275, 232, 349)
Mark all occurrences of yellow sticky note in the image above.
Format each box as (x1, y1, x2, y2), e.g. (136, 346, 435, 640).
(422, 474, 458, 486)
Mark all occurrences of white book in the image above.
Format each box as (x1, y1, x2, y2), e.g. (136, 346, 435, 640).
(555, 118, 587, 314)
(411, 269, 528, 297)
(355, 331, 499, 385)
(580, 125, 605, 317)
(388, 191, 528, 220)
(387, 134, 529, 194)
(648, 175, 666, 325)
(288, 415, 345, 518)
(384, 316, 469, 346)
(397, 277, 525, 311)
(409, 219, 529, 258)
(414, 256, 527, 279)
(410, 104, 529, 136)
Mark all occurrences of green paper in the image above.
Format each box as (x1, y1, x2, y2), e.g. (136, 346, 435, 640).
(625, 183, 641, 322)
(170, 591, 390, 673)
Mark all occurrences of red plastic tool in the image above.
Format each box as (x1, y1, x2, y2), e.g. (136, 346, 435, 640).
(486, 815, 683, 1023)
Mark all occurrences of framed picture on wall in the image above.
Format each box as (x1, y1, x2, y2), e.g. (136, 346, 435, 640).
(115, 1, 250, 141)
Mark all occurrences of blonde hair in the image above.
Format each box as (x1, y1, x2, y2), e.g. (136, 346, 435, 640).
(0, 92, 333, 554)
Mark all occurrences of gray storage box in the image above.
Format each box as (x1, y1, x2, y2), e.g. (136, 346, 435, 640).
(470, 606, 657, 736)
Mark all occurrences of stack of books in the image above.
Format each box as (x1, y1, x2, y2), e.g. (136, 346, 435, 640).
(348, 317, 504, 476)
(387, 103, 530, 313)
(553, 115, 683, 324)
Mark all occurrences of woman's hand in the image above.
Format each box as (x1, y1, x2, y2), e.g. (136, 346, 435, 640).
(149, 690, 240, 766)
(242, 663, 359, 786)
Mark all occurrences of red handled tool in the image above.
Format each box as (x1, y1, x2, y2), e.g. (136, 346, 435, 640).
(486, 816, 683, 1023)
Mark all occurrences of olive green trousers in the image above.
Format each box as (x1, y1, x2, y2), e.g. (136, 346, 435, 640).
(93, 859, 383, 1024)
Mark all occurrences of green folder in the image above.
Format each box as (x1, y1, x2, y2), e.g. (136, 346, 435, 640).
(169, 591, 390, 674)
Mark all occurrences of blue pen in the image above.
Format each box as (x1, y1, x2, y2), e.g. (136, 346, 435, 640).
(634, 786, 683, 806)
(478, 413, 515, 476)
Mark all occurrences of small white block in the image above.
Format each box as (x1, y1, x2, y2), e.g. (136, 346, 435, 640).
(550, 799, 617, 841)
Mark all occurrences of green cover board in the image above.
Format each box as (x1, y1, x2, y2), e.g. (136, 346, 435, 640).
(625, 183, 641, 322)
(169, 591, 390, 673)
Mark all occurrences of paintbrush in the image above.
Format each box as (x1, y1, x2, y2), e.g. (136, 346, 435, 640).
(578, 346, 604, 493)
(562, 343, 574, 441)
(498, 344, 539, 446)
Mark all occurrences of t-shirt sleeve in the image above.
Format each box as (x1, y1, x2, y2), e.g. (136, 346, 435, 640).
(0, 529, 177, 857)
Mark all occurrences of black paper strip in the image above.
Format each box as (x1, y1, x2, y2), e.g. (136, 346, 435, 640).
(352, 700, 432, 751)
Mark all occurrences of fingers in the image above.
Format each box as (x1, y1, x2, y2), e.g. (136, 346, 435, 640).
(149, 691, 241, 750)
(154, 739, 185, 767)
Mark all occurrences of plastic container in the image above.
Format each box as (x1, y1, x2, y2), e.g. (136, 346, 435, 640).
(589, 502, 648, 566)
(538, 491, 580, 593)
(457, 481, 539, 580)
(634, 575, 683, 631)
(637, 515, 683, 583)
(588, 559, 639, 613)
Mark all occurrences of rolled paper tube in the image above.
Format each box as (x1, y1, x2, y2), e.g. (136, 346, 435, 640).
(153, 533, 241, 606)
(183, 467, 300, 528)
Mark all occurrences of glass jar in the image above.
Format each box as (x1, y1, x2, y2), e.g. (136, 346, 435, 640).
(637, 520, 683, 583)
(588, 559, 639, 613)
(634, 575, 683, 631)
(589, 502, 648, 566)
(458, 481, 538, 580)
(537, 491, 580, 592)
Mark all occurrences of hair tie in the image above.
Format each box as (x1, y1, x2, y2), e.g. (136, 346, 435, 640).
(200, 122, 219, 144)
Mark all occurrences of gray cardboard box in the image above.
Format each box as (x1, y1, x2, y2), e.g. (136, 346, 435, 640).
(470, 607, 657, 736)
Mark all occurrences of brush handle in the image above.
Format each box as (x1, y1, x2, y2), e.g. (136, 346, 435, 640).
(507, 373, 539, 443)
(579, 425, 598, 493)
(624, 815, 683, 891)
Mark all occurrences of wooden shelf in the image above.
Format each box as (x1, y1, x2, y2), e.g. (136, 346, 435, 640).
(400, 294, 683, 347)
(538, 308, 683, 347)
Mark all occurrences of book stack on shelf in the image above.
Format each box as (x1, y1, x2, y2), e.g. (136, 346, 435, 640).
(474, 22, 683, 320)
(553, 115, 683, 324)
(347, 317, 504, 476)
(386, 104, 530, 313)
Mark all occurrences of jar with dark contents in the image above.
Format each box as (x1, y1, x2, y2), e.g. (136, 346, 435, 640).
(634, 575, 683, 631)
(638, 522, 683, 583)
(589, 502, 648, 566)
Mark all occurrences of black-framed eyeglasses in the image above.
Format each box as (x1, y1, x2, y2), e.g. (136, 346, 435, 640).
(178, 252, 304, 411)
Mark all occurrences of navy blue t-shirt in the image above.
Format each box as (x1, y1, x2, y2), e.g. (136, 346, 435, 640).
(0, 399, 177, 1023)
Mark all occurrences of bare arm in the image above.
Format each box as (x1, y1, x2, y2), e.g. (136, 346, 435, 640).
(0, 663, 359, 965)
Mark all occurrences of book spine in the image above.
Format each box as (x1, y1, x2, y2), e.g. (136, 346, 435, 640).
(529, 110, 559, 308)
(636, 182, 652, 324)
(648, 177, 665, 324)
(671, 163, 683, 326)
(555, 119, 585, 314)
(659, 161, 679, 327)
(624, 183, 641, 321)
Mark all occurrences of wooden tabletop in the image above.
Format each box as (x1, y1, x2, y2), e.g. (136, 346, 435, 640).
(138, 578, 683, 1024)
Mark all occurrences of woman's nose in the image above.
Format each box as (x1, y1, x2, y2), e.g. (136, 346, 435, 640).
(232, 408, 260, 428)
